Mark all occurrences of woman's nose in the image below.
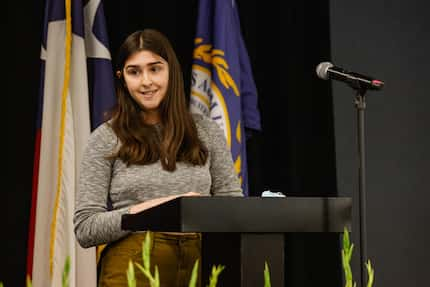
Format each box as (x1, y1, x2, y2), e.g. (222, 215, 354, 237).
(141, 72, 153, 87)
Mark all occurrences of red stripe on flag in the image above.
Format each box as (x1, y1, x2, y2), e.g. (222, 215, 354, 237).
(26, 129, 41, 278)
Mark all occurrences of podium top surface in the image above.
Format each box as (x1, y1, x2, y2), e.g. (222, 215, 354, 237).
(121, 196, 351, 233)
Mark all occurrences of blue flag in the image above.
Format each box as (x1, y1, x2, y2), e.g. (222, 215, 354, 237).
(190, 0, 261, 195)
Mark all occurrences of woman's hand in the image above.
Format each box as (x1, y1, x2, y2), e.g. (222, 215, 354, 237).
(182, 192, 201, 197)
(128, 192, 201, 214)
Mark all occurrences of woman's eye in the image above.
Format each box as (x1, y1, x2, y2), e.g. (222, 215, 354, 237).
(151, 66, 161, 73)
(127, 69, 140, 76)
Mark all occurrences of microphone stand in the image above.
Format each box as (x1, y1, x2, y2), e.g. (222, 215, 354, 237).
(353, 87, 368, 287)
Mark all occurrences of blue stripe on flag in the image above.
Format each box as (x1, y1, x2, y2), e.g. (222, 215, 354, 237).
(72, 0, 85, 37)
(87, 58, 116, 129)
(91, 3, 110, 49)
(36, 60, 45, 130)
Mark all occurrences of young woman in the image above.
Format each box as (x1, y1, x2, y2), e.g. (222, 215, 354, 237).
(73, 29, 242, 287)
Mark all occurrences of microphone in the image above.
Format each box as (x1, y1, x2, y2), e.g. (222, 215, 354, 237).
(316, 62, 384, 91)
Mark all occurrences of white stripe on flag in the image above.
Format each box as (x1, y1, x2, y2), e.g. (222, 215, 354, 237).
(69, 31, 96, 287)
(84, 0, 111, 59)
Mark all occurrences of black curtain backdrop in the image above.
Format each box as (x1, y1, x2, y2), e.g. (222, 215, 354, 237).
(277, 2, 340, 286)
(3, 1, 340, 286)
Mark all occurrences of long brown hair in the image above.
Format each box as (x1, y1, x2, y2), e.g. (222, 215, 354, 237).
(110, 29, 208, 171)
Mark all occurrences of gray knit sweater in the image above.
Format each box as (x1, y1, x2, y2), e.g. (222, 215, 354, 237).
(74, 114, 242, 248)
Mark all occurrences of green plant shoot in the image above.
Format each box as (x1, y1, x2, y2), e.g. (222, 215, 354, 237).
(26, 275, 32, 287)
(188, 259, 199, 287)
(143, 232, 152, 271)
(366, 260, 374, 287)
(62, 256, 70, 287)
(342, 227, 356, 287)
(264, 261, 271, 287)
(207, 265, 225, 287)
(134, 231, 160, 287)
(342, 227, 375, 287)
(127, 260, 136, 287)
(0, 275, 33, 287)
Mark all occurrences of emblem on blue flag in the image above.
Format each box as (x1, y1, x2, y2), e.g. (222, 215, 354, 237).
(190, 0, 261, 195)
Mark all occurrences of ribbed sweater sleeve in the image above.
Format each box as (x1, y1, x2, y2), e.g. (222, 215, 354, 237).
(73, 124, 130, 248)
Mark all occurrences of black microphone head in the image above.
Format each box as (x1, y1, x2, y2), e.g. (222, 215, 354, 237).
(316, 62, 334, 80)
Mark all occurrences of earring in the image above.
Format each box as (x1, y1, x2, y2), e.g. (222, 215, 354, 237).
(116, 70, 121, 79)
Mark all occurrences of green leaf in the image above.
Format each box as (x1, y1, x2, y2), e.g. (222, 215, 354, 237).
(134, 262, 146, 274)
(0, 281, 4, 287)
(125, 233, 164, 287)
(134, 262, 154, 282)
(343, 227, 350, 251)
(188, 259, 199, 287)
(348, 244, 354, 260)
(26, 275, 32, 287)
(207, 265, 225, 287)
(127, 260, 136, 287)
(143, 232, 152, 271)
(342, 228, 356, 287)
(264, 261, 271, 287)
(153, 266, 160, 287)
(62, 256, 70, 287)
(366, 260, 375, 287)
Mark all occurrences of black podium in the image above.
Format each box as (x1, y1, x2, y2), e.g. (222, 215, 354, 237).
(122, 197, 351, 287)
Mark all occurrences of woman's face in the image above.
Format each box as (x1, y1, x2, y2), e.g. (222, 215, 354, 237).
(123, 50, 169, 120)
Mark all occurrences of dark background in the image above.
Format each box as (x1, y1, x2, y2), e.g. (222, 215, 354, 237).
(3, 0, 429, 286)
(330, 2, 430, 286)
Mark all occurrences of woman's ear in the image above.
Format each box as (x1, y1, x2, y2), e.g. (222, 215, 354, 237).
(116, 70, 127, 88)
(116, 70, 122, 79)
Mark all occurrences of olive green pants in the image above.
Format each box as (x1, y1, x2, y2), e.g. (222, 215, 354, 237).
(98, 232, 201, 287)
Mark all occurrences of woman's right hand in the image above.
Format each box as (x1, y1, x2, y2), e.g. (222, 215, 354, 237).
(128, 192, 201, 214)
(181, 192, 201, 197)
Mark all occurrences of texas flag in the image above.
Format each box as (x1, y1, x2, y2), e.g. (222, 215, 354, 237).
(27, 0, 115, 286)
